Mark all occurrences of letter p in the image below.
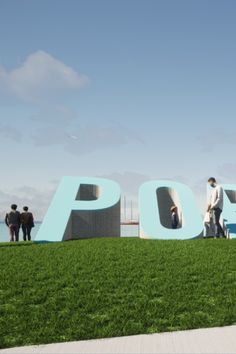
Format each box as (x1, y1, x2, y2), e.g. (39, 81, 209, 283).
(34, 177, 121, 242)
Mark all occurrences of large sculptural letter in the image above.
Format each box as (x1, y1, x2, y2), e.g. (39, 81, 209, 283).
(221, 184, 236, 238)
(139, 180, 203, 239)
(35, 177, 121, 242)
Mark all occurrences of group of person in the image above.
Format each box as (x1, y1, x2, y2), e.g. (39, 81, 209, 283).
(170, 177, 226, 238)
(5, 204, 34, 242)
(4, 176, 226, 242)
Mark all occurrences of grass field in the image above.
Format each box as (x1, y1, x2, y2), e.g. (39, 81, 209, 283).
(0, 238, 236, 349)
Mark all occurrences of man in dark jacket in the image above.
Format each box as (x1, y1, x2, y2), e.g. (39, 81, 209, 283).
(21, 206, 34, 241)
(5, 204, 21, 242)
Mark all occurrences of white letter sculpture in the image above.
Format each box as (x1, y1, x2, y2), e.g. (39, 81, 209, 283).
(35, 177, 121, 242)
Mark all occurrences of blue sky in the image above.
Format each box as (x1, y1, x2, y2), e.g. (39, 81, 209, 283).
(0, 0, 236, 219)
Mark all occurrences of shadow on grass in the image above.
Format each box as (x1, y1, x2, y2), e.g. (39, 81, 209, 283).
(0, 241, 35, 248)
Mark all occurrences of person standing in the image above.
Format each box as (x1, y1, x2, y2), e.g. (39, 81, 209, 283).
(170, 205, 179, 229)
(5, 204, 21, 242)
(21, 206, 34, 241)
(207, 177, 225, 238)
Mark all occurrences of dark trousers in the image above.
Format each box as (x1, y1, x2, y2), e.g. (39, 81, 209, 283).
(9, 224, 20, 242)
(22, 224, 32, 241)
(212, 208, 225, 237)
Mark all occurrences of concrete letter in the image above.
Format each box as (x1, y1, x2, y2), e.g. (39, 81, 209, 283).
(35, 177, 121, 242)
(221, 184, 236, 238)
(139, 180, 203, 239)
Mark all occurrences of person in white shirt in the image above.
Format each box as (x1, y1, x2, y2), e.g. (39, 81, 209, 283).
(207, 177, 225, 238)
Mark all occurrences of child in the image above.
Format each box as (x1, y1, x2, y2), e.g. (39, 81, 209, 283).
(170, 205, 179, 229)
(203, 210, 215, 238)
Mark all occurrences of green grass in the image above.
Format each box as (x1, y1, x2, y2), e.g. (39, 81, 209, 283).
(0, 238, 236, 349)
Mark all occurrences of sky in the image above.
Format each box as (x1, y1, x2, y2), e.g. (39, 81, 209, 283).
(0, 0, 236, 220)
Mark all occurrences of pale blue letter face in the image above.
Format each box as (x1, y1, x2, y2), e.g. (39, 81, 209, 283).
(221, 184, 236, 238)
(139, 180, 203, 240)
(35, 177, 121, 242)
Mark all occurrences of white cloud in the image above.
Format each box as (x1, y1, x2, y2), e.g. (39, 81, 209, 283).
(0, 51, 88, 102)
(197, 130, 236, 152)
(99, 171, 150, 195)
(0, 123, 22, 141)
(216, 163, 236, 182)
(98, 171, 151, 220)
(29, 105, 142, 155)
(0, 103, 143, 155)
(0, 52, 143, 155)
(0, 185, 56, 221)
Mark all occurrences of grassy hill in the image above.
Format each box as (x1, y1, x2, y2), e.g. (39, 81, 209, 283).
(0, 238, 236, 349)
